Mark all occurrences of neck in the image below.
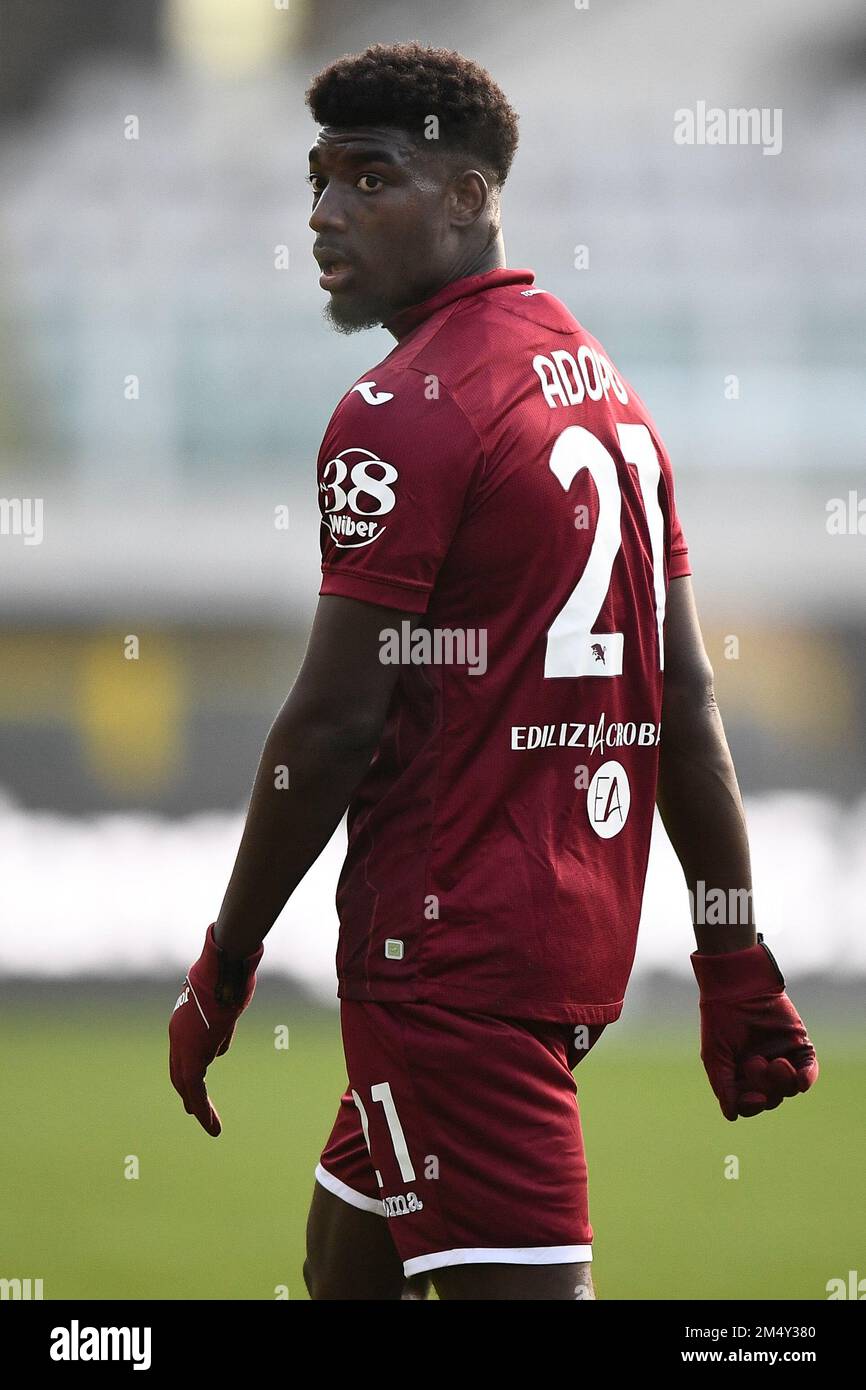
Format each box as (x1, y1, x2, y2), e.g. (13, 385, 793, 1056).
(385, 230, 507, 338)
(447, 229, 507, 283)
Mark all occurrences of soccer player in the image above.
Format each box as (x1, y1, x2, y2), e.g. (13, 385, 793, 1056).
(169, 43, 819, 1301)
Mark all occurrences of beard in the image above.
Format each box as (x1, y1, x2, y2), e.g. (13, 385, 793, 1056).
(322, 287, 396, 335)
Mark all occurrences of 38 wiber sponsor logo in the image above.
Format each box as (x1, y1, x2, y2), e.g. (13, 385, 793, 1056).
(320, 446, 397, 548)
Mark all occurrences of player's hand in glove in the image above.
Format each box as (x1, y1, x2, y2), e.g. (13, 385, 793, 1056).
(169, 924, 264, 1136)
(690, 934, 818, 1121)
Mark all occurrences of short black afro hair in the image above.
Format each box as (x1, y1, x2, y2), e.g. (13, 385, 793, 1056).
(306, 42, 519, 188)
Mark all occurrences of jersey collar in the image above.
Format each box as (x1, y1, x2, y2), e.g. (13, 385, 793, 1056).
(384, 266, 536, 340)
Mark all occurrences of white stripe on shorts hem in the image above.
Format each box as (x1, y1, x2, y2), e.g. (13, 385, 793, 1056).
(314, 1162, 385, 1217)
(402, 1244, 593, 1277)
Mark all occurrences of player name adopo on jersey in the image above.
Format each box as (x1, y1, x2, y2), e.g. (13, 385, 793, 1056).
(533, 345, 629, 409)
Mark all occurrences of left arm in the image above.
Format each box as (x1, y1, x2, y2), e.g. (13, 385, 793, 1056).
(169, 593, 414, 1134)
(213, 593, 414, 959)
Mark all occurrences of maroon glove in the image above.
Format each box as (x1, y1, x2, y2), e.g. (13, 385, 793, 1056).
(169, 924, 264, 1136)
(691, 935, 818, 1121)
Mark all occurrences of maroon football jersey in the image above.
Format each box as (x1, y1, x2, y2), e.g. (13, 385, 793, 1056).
(317, 267, 691, 1024)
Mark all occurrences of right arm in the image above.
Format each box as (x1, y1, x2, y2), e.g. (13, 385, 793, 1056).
(656, 574, 818, 1119)
(656, 574, 757, 952)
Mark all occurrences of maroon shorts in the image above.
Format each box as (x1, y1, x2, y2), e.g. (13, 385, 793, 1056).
(315, 999, 605, 1278)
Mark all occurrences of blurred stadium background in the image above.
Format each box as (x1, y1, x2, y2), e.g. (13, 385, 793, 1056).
(0, 0, 863, 1300)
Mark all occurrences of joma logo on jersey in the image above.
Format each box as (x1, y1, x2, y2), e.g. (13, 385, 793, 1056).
(320, 447, 398, 549)
(350, 380, 394, 405)
(383, 1192, 424, 1218)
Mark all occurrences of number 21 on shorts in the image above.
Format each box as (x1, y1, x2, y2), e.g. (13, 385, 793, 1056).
(351, 1082, 415, 1187)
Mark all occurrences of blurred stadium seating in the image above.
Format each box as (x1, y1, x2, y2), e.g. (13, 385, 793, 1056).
(1, 0, 865, 987)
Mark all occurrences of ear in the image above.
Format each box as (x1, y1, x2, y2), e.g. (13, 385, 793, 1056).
(449, 169, 490, 227)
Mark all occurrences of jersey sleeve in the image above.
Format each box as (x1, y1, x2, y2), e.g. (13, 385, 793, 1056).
(317, 378, 485, 613)
(662, 456, 692, 580)
(669, 497, 691, 579)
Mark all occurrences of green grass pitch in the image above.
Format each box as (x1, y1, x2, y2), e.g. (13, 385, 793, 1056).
(0, 987, 861, 1300)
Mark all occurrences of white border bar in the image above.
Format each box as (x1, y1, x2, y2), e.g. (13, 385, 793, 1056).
(403, 1244, 592, 1277)
(314, 1162, 385, 1217)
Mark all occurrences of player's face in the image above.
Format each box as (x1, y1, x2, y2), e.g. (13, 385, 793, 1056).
(308, 126, 458, 332)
